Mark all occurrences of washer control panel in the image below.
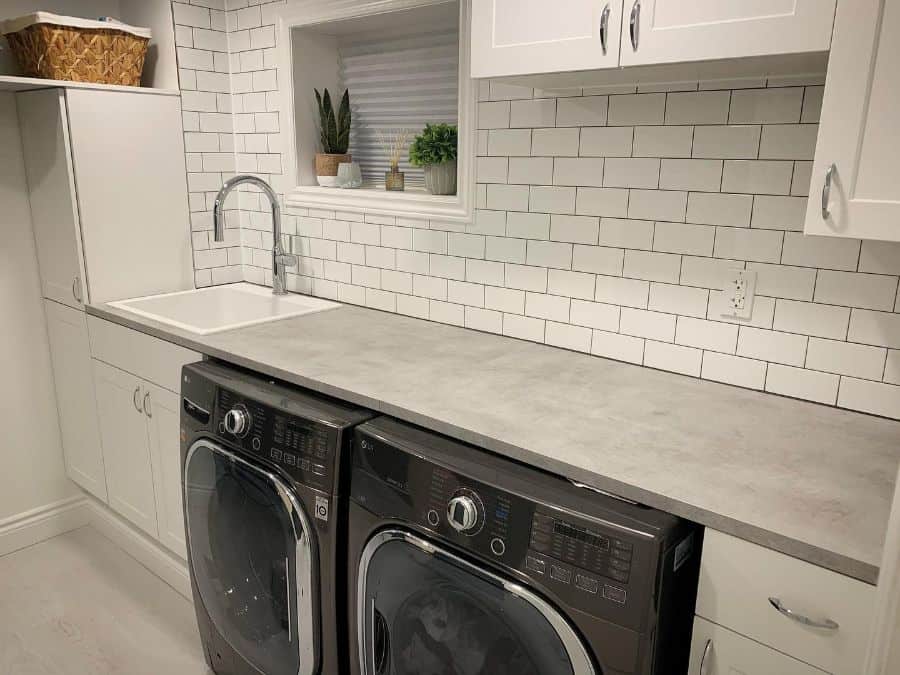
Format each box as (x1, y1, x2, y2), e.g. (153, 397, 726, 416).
(215, 387, 336, 491)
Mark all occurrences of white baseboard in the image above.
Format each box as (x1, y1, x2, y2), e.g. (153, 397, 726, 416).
(0, 496, 92, 557)
(87, 498, 192, 601)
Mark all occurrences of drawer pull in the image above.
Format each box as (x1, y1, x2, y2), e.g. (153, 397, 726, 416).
(599, 4, 611, 54)
(699, 639, 712, 675)
(768, 597, 839, 630)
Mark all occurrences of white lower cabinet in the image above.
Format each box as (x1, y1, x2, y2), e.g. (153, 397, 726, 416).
(146, 382, 187, 559)
(43, 300, 107, 501)
(689, 617, 827, 675)
(93, 359, 159, 539)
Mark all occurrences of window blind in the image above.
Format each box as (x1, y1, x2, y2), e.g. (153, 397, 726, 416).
(338, 26, 459, 188)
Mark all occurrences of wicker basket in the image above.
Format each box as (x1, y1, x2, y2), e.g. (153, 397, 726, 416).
(2, 13, 150, 86)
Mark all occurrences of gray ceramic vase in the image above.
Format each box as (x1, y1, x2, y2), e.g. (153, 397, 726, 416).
(424, 160, 457, 195)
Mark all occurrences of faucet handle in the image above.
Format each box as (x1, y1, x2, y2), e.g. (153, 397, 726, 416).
(276, 253, 298, 268)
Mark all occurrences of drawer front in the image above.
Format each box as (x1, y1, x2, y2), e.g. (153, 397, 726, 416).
(88, 316, 200, 394)
(697, 529, 875, 674)
(689, 617, 827, 675)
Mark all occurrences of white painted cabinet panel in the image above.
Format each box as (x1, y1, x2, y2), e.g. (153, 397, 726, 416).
(619, 0, 836, 67)
(689, 617, 827, 675)
(43, 300, 107, 502)
(17, 89, 86, 309)
(471, 0, 622, 78)
(145, 383, 187, 559)
(92, 359, 159, 538)
(64, 89, 193, 303)
(805, 0, 900, 240)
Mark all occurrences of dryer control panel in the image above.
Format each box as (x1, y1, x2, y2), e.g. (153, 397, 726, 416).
(351, 424, 677, 632)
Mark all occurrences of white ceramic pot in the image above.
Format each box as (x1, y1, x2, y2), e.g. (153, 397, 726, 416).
(424, 160, 457, 195)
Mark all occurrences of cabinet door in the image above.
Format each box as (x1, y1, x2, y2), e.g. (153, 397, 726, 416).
(689, 617, 827, 675)
(145, 382, 187, 559)
(17, 89, 87, 309)
(804, 0, 900, 240)
(92, 360, 159, 537)
(43, 300, 107, 501)
(619, 0, 836, 67)
(471, 0, 622, 78)
(64, 89, 193, 303)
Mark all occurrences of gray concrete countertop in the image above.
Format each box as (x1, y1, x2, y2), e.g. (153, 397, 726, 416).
(88, 301, 900, 584)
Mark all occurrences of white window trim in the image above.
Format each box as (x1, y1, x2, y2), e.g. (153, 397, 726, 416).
(275, 0, 477, 223)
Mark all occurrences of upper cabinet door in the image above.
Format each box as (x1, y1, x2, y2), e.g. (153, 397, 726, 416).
(64, 89, 194, 303)
(17, 89, 87, 309)
(619, 0, 837, 67)
(805, 0, 900, 240)
(471, 0, 623, 78)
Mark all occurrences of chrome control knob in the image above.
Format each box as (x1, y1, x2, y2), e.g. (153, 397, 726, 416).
(447, 495, 479, 533)
(224, 405, 250, 437)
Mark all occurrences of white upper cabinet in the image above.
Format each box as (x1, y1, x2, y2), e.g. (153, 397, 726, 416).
(805, 0, 900, 241)
(471, 0, 622, 77)
(17, 90, 86, 309)
(619, 0, 837, 67)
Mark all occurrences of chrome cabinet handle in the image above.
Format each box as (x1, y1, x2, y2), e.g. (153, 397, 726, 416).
(630, 0, 641, 51)
(143, 391, 152, 419)
(821, 163, 835, 219)
(133, 386, 143, 414)
(699, 639, 712, 675)
(769, 597, 839, 630)
(72, 276, 82, 303)
(599, 3, 611, 54)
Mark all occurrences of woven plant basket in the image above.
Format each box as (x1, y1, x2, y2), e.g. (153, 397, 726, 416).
(6, 22, 149, 86)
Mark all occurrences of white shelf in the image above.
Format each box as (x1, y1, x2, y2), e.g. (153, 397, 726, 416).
(0, 75, 179, 96)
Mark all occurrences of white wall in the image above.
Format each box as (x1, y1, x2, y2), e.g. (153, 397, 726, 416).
(0, 93, 76, 521)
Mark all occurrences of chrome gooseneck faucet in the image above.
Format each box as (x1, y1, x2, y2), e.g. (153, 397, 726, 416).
(213, 175, 297, 295)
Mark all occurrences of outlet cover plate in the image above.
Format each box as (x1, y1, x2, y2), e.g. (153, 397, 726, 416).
(722, 268, 757, 320)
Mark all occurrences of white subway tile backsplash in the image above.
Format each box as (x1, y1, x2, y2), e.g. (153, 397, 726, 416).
(608, 93, 665, 125)
(627, 190, 687, 222)
(465, 307, 503, 334)
(729, 88, 803, 124)
(430, 255, 466, 280)
(485, 236, 526, 263)
(530, 186, 576, 214)
(633, 126, 693, 158)
(686, 192, 753, 227)
(766, 363, 839, 404)
(490, 81, 534, 101)
(598, 218, 653, 250)
(430, 300, 465, 326)
(478, 101, 510, 129)
(477, 157, 508, 184)
(659, 159, 722, 191)
(556, 96, 608, 127)
(848, 309, 900, 348)
(738, 327, 808, 366)
(653, 222, 715, 256)
(837, 378, 900, 418)
(665, 91, 731, 125)
(553, 158, 605, 187)
(644, 340, 703, 376)
(507, 263, 550, 291)
(548, 269, 596, 300)
(591, 330, 644, 364)
(774, 299, 850, 340)
(526, 241, 573, 270)
(781, 233, 861, 271)
(448, 233, 486, 259)
(570, 300, 620, 331)
(448, 280, 485, 307)
(886, 350, 900, 385)
(532, 128, 579, 157)
(676, 316, 738, 353)
(791, 161, 813, 197)
(485, 286, 525, 314)
(759, 124, 818, 161)
(526, 292, 570, 322)
(579, 127, 634, 157)
(488, 129, 532, 156)
(509, 157, 554, 185)
(603, 158, 660, 189)
(503, 314, 545, 342)
(546, 322, 592, 352)
(466, 259, 505, 286)
(621, 308, 676, 341)
(649, 283, 709, 318)
(551, 215, 600, 245)
(595, 275, 649, 308)
(576, 187, 629, 217)
(691, 125, 760, 159)
(680, 256, 737, 289)
(806, 338, 886, 380)
(623, 250, 681, 283)
(487, 184, 530, 211)
(746, 262, 816, 300)
(511, 99, 556, 128)
(714, 227, 783, 263)
(507, 212, 550, 239)
(701, 352, 766, 389)
(814, 271, 898, 311)
(751, 196, 806, 231)
(802, 86, 825, 123)
(859, 241, 900, 275)
(572, 245, 624, 275)
(721, 160, 794, 195)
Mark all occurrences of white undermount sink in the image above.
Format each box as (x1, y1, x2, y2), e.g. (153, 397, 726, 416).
(108, 283, 340, 334)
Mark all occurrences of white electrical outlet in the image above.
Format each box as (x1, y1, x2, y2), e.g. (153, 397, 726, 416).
(722, 269, 757, 320)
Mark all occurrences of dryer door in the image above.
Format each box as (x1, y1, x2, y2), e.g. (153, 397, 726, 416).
(184, 439, 318, 675)
(358, 529, 597, 675)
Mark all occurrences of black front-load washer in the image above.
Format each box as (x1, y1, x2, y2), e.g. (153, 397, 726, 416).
(347, 417, 703, 675)
(180, 360, 373, 675)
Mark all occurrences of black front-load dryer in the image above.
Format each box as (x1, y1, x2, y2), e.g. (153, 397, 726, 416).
(347, 417, 703, 675)
(180, 360, 373, 675)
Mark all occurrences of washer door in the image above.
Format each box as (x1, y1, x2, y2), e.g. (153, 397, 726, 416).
(184, 439, 318, 675)
(358, 529, 596, 675)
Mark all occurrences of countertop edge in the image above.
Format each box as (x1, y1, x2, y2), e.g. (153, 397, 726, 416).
(85, 303, 881, 585)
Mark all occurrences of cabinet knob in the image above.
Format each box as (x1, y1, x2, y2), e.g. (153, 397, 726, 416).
(769, 597, 839, 630)
(599, 4, 611, 55)
(821, 163, 836, 220)
(629, 0, 641, 51)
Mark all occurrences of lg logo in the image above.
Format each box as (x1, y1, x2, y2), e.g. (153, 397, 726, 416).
(315, 496, 329, 522)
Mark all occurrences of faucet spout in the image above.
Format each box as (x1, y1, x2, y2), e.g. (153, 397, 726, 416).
(212, 175, 296, 294)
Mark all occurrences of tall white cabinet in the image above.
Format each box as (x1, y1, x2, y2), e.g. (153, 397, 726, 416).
(805, 0, 900, 241)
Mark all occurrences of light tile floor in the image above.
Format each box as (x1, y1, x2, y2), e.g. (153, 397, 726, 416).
(0, 526, 211, 674)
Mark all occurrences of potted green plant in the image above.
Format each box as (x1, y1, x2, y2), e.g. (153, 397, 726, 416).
(314, 88, 351, 187)
(409, 123, 458, 195)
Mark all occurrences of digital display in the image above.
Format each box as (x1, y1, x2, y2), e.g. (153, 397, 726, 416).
(554, 521, 610, 551)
